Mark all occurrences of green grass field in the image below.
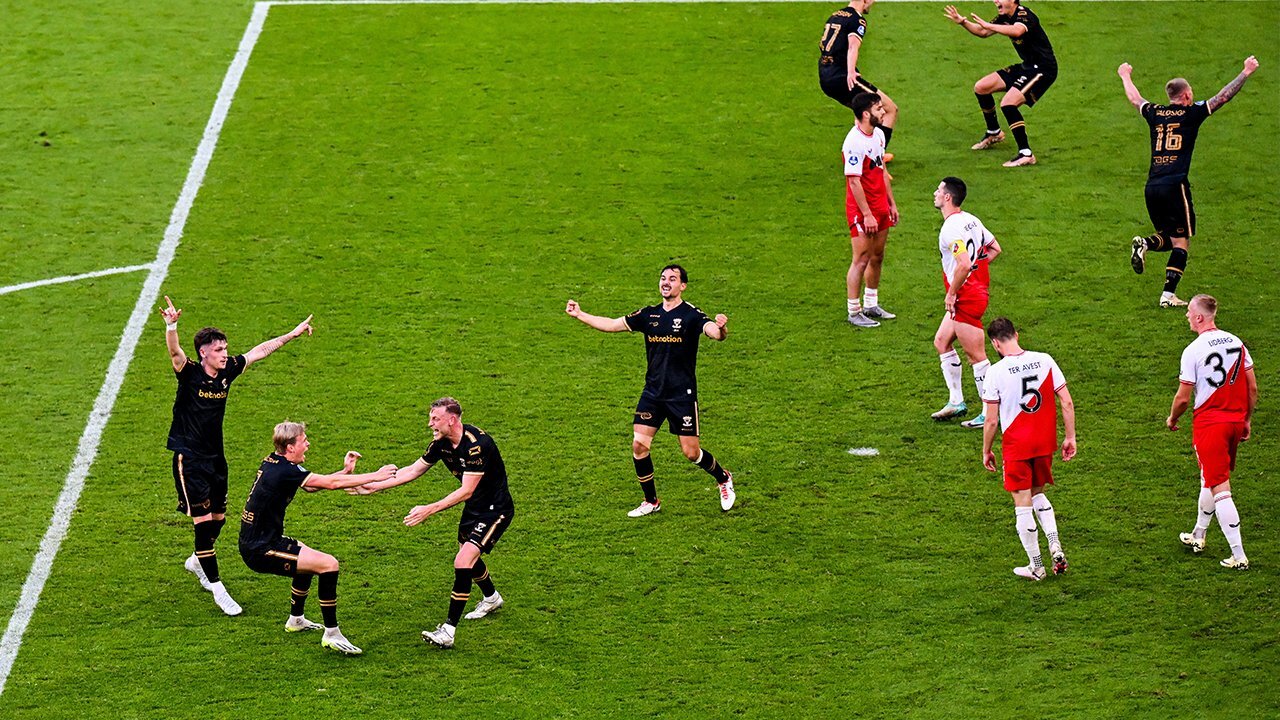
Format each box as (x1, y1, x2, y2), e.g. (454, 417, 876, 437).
(1, 1, 1278, 717)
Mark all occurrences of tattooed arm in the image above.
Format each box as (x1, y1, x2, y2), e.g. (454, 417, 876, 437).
(1208, 56, 1259, 113)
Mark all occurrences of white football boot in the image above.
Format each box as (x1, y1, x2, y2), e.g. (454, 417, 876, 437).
(321, 628, 363, 655)
(465, 593, 504, 620)
(718, 474, 736, 512)
(210, 583, 243, 616)
(627, 500, 661, 518)
(1013, 565, 1047, 581)
(184, 554, 212, 591)
(285, 615, 324, 632)
(1179, 532, 1206, 554)
(1220, 555, 1250, 571)
(422, 623, 456, 648)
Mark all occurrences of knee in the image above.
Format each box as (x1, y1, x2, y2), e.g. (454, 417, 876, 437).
(973, 81, 987, 95)
(632, 439, 651, 458)
(933, 337, 951, 355)
(321, 555, 340, 574)
(681, 446, 701, 462)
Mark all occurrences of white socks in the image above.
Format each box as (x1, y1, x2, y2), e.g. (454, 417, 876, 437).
(1193, 487, 1215, 539)
(1015, 507, 1043, 568)
(847, 298, 862, 316)
(1214, 491, 1245, 558)
(940, 350, 964, 404)
(1032, 493, 1060, 555)
(972, 360, 990, 408)
(863, 287, 879, 309)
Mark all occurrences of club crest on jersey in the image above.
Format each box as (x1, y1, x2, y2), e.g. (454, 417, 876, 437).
(672, 318, 682, 331)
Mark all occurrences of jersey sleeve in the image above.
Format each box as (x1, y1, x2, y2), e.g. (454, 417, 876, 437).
(225, 354, 247, 382)
(421, 440, 442, 465)
(1193, 101, 1212, 121)
(176, 359, 199, 380)
(851, 18, 866, 41)
(1243, 345, 1254, 370)
(623, 308, 646, 332)
(1140, 102, 1155, 121)
(463, 437, 491, 474)
(843, 143, 864, 177)
(1179, 345, 1197, 385)
(982, 370, 1001, 403)
(1013, 7, 1036, 33)
(1047, 356, 1067, 391)
(289, 464, 313, 488)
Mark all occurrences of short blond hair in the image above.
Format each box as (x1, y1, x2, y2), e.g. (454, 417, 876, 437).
(273, 421, 307, 454)
(1189, 294, 1218, 318)
(1165, 77, 1190, 102)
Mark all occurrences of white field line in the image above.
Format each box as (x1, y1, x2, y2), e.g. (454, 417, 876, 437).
(0, 2, 272, 697)
(0, 264, 154, 297)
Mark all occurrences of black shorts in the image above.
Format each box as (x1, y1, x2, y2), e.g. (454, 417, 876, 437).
(996, 63, 1057, 106)
(459, 512, 513, 554)
(820, 71, 880, 109)
(173, 452, 228, 516)
(1145, 181, 1196, 238)
(634, 395, 700, 436)
(241, 536, 303, 577)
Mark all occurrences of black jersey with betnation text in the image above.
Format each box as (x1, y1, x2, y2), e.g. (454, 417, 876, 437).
(422, 424, 514, 519)
(994, 4, 1055, 68)
(1141, 101, 1212, 185)
(167, 355, 246, 458)
(819, 5, 867, 77)
(623, 301, 712, 401)
(239, 453, 311, 551)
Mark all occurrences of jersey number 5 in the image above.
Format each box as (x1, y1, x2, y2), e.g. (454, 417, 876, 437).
(1019, 375, 1043, 414)
(1155, 123, 1183, 152)
(1204, 347, 1243, 388)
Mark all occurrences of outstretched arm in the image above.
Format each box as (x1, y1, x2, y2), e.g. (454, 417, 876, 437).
(348, 457, 433, 495)
(404, 472, 483, 526)
(945, 6, 994, 37)
(244, 314, 313, 367)
(303, 451, 397, 491)
(159, 295, 187, 372)
(565, 300, 628, 332)
(1117, 63, 1147, 111)
(1208, 56, 1259, 113)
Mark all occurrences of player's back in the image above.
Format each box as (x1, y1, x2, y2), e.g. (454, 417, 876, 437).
(984, 350, 1065, 460)
(819, 5, 865, 76)
(1180, 330, 1253, 425)
(938, 211, 995, 292)
(1142, 101, 1212, 184)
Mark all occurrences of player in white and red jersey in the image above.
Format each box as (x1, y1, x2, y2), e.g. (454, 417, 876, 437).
(841, 91, 898, 328)
(1166, 294, 1258, 570)
(929, 177, 1003, 427)
(980, 317, 1077, 581)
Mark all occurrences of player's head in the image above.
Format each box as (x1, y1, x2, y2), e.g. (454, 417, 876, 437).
(660, 265, 688, 300)
(274, 420, 309, 460)
(986, 317, 1019, 356)
(994, 0, 1020, 16)
(1187, 294, 1218, 331)
(428, 396, 463, 440)
(193, 327, 229, 368)
(935, 177, 967, 209)
(1165, 77, 1193, 104)
(850, 92, 884, 127)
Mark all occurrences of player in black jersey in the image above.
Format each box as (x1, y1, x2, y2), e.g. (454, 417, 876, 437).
(819, 0, 899, 150)
(159, 296, 313, 616)
(566, 264, 737, 517)
(1119, 57, 1260, 308)
(349, 398, 515, 649)
(238, 422, 395, 655)
(945, 0, 1056, 167)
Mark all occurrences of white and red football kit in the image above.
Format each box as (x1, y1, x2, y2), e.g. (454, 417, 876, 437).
(938, 210, 996, 329)
(1180, 330, 1254, 487)
(982, 350, 1066, 491)
(842, 125, 893, 236)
